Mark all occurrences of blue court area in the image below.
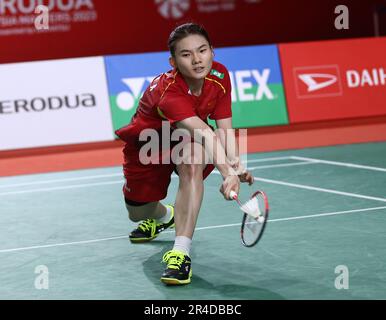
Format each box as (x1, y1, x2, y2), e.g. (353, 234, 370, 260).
(0, 142, 386, 300)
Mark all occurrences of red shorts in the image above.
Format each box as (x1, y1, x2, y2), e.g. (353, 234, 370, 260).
(122, 144, 215, 203)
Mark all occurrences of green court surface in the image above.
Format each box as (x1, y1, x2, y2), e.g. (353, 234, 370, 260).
(0, 142, 386, 300)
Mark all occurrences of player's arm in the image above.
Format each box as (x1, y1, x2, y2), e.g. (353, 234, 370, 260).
(175, 116, 240, 199)
(216, 117, 254, 185)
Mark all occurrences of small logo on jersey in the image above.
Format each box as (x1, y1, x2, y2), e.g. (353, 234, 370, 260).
(210, 69, 224, 79)
(293, 65, 343, 98)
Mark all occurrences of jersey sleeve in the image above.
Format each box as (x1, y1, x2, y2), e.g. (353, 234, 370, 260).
(209, 67, 232, 120)
(158, 88, 196, 124)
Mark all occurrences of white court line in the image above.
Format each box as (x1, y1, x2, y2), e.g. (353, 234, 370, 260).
(212, 161, 315, 174)
(0, 180, 123, 196)
(0, 173, 123, 189)
(0, 161, 312, 196)
(1, 155, 384, 190)
(247, 161, 315, 171)
(0, 235, 129, 254)
(0, 157, 293, 189)
(0, 162, 382, 201)
(291, 156, 386, 172)
(1, 205, 385, 254)
(243, 156, 292, 164)
(253, 176, 386, 203)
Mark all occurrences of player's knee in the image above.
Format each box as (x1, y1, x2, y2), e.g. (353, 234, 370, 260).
(179, 142, 206, 165)
(177, 163, 204, 182)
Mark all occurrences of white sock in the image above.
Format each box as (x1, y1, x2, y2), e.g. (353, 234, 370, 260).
(173, 236, 192, 257)
(156, 204, 172, 224)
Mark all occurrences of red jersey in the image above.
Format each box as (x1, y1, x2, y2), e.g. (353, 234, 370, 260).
(115, 61, 232, 147)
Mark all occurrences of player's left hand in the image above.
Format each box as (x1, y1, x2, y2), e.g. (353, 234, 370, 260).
(238, 170, 254, 185)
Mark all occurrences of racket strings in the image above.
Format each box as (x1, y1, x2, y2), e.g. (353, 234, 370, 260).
(245, 218, 259, 232)
(240, 192, 268, 247)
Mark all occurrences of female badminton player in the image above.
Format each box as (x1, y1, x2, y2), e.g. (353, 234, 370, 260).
(115, 23, 254, 285)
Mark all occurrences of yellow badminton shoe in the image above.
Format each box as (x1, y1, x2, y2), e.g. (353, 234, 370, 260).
(129, 205, 174, 243)
(160, 250, 192, 285)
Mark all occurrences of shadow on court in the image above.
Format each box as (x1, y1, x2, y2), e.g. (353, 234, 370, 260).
(142, 242, 286, 300)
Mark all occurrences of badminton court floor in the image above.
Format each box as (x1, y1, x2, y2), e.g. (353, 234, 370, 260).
(0, 141, 385, 300)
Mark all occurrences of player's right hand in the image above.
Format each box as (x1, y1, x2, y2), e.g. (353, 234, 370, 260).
(220, 175, 240, 200)
(238, 170, 254, 185)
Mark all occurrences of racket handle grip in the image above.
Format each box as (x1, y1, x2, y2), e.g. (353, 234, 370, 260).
(229, 190, 238, 200)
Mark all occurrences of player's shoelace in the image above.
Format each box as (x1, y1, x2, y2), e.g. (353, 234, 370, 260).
(162, 251, 185, 270)
(138, 219, 155, 234)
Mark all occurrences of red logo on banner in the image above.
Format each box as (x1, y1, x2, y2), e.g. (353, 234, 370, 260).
(294, 65, 343, 98)
(279, 38, 386, 123)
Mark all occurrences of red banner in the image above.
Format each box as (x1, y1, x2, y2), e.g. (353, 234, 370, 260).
(279, 37, 386, 123)
(0, 0, 382, 64)
(0, 0, 265, 64)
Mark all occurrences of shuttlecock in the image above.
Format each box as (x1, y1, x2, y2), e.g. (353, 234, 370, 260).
(240, 197, 261, 218)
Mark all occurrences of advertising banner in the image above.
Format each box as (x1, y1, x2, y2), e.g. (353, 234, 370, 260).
(279, 37, 386, 123)
(105, 44, 288, 132)
(214, 44, 288, 128)
(0, 56, 114, 151)
(104, 52, 170, 135)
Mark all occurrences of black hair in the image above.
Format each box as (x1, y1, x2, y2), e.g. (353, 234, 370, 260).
(168, 23, 212, 57)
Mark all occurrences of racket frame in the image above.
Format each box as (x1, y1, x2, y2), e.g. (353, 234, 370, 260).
(240, 190, 269, 247)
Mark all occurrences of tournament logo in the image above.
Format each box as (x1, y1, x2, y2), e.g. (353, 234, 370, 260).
(154, 0, 190, 19)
